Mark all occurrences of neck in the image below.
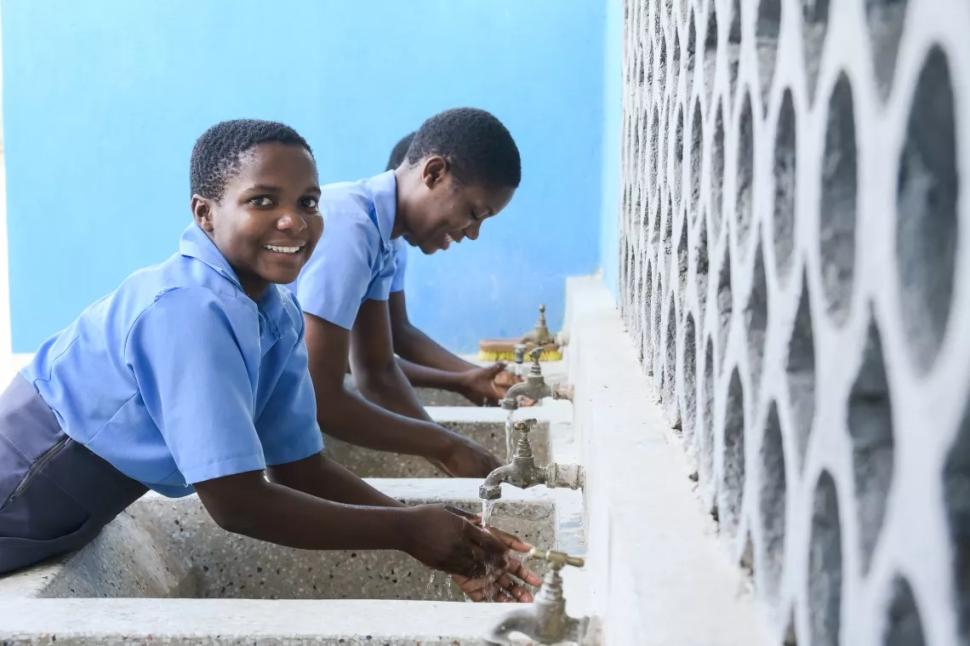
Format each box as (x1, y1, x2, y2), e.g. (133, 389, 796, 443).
(391, 166, 410, 239)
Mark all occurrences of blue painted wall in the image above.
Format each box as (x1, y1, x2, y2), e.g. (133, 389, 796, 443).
(599, 0, 623, 302)
(2, 0, 606, 352)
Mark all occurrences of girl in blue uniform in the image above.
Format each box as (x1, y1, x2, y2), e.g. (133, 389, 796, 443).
(294, 108, 520, 477)
(0, 119, 538, 602)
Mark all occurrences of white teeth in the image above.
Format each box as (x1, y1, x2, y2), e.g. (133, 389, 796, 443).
(265, 244, 302, 254)
(444, 234, 454, 244)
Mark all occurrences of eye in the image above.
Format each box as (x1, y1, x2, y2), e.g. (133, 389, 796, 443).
(301, 196, 320, 211)
(248, 196, 275, 208)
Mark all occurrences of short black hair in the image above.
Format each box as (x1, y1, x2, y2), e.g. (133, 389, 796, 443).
(190, 119, 313, 200)
(386, 132, 415, 171)
(406, 108, 520, 189)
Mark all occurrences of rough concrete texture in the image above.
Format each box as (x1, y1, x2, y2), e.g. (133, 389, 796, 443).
(0, 481, 558, 602)
(325, 411, 554, 478)
(616, 1, 970, 644)
(565, 275, 765, 645)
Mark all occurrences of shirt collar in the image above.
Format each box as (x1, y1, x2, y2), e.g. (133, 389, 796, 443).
(178, 223, 285, 329)
(364, 170, 398, 249)
(178, 223, 245, 290)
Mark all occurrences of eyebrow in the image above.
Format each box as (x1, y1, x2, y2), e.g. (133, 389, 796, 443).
(243, 184, 321, 194)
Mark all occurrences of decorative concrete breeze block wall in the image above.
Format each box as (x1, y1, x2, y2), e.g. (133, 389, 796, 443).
(616, 0, 969, 644)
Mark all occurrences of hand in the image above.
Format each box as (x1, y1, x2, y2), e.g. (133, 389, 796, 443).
(400, 504, 508, 578)
(457, 363, 509, 406)
(450, 519, 542, 602)
(432, 433, 502, 478)
(492, 369, 520, 390)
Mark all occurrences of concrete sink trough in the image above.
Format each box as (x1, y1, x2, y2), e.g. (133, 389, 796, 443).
(0, 480, 556, 602)
(325, 407, 552, 477)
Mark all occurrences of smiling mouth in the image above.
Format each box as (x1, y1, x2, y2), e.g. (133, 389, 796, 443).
(264, 243, 306, 255)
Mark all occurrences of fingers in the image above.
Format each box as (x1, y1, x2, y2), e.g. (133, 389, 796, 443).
(502, 556, 542, 587)
(464, 521, 510, 560)
(485, 526, 533, 553)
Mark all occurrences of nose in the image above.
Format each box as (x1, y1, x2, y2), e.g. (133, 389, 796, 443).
(277, 211, 309, 233)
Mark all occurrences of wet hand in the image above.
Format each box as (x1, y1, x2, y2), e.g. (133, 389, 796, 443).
(450, 521, 542, 602)
(433, 434, 501, 477)
(458, 363, 510, 406)
(401, 504, 508, 578)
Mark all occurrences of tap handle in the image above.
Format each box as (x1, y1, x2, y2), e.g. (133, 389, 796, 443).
(528, 347, 543, 364)
(512, 418, 538, 434)
(527, 547, 585, 570)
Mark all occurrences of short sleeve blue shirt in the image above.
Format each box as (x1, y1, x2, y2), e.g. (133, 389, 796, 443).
(293, 171, 398, 329)
(390, 237, 408, 293)
(21, 224, 324, 497)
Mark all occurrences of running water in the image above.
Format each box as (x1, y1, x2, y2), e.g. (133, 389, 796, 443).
(480, 499, 495, 528)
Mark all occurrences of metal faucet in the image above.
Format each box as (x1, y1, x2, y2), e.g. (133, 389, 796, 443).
(501, 348, 552, 408)
(488, 548, 589, 645)
(520, 304, 555, 347)
(479, 419, 584, 500)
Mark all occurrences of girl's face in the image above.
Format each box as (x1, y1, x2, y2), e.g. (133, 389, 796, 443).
(192, 142, 323, 300)
(399, 156, 515, 255)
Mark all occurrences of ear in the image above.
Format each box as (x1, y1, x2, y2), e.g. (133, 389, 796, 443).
(420, 155, 450, 190)
(191, 195, 215, 232)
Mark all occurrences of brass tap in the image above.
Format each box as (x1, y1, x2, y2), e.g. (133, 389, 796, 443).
(479, 419, 585, 500)
(488, 547, 589, 645)
(520, 304, 555, 348)
(500, 348, 552, 408)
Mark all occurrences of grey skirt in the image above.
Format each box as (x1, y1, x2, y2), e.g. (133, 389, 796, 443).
(0, 374, 147, 574)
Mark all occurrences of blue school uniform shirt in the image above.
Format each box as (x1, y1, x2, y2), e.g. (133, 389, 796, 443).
(390, 237, 408, 293)
(20, 224, 324, 497)
(294, 171, 399, 328)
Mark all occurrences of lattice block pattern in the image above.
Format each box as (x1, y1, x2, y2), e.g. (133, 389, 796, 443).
(617, 1, 970, 644)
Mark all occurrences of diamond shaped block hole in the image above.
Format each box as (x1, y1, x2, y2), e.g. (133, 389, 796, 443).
(943, 398, 970, 642)
(703, 0, 719, 106)
(808, 471, 843, 646)
(736, 91, 755, 254)
(650, 198, 662, 250)
(759, 401, 787, 598)
(716, 246, 733, 369)
(711, 101, 726, 237)
(663, 297, 677, 406)
(848, 316, 894, 575)
(701, 337, 716, 484)
(728, 0, 742, 101)
(686, 9, 697, 97)
(756, 0, 781, 114)
(683, 312, 699, 447)
(674, 104, 685, 205)
(677, 217, 689, 306)
(819, 73, 858, 326)
(745, 239, 769, 401)
(786, 272, 816, 469)
(695, 212, 710, 316)
(866, 0, 909, 100)
(718, 367, 746, 536)
(896, 46, 958, 375)
(657, 31, 668, 99)
(801, 0, 831, 104)
(690, 98, 704, 216)
(773, 89, 797, 281)
(672, 27, 681, 95)
(883, 576, 926, 646)
(650, 106, 661, 179)
(641, 263, 654, 366)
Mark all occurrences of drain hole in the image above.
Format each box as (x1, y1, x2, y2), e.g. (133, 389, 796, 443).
(883, 575, 926, 646)
(786, 272, 816, 469)
(719, 368, 746, 536)
(759, 401, 787, 597)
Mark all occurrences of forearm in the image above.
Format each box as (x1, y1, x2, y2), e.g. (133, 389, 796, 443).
(268, 454, 403, 508)
(317, 382, 450, 458)
(394, 324, 478, 373)
(395, 356, 465, 390)
(353, 359, 432, 421)
(200, 475, 411, 552)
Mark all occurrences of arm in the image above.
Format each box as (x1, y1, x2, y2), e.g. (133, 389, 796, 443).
(304, 311, 500, 476)
(349, 298, 434, 420)
(389, 291, 511, 405)
(389, 291, 478, 371)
